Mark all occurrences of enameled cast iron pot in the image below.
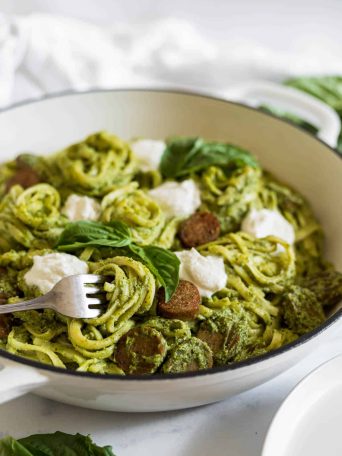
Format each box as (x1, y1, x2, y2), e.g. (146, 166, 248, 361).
(0, 89, 341, 412)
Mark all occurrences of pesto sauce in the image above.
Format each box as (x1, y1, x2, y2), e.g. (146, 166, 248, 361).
(0, 132, 340, 375)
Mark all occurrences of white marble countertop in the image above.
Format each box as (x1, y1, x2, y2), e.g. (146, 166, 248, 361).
(1, 334, 341, 456)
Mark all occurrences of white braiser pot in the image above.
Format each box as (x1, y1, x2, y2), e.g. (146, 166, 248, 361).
(0, 88, 341, 412)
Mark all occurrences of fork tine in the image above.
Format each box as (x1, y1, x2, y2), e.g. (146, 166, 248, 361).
(86, 297, 107, 306)
(80, 274, 109, 284)
(84, 308, 102, 319)
(83, 285, 106, 294)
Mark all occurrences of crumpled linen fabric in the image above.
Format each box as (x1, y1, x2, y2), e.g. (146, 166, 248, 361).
(1, 12, 342, 108)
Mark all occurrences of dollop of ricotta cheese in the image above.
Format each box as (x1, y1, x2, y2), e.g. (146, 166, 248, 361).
(24, 253, 89, 295)
(149, 179, 201, 218)
(241, 208, 295, 244)
(130, 139, 166, 171)
(62, 194, 101, 221)
(175, 248, 227, 298)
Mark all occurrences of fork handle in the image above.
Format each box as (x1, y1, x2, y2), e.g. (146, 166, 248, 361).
(0, 295, 51, 314)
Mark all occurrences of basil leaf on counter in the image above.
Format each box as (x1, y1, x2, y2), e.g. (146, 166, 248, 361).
(160, 136, 259, 178)
(57, 221, 179, 301)
(258, 104, 319, 135)
(130, 244, 180, 301)
(285, 76, 342, 114)
(285, 76, 342, 153)
(0, 432, 116, 456)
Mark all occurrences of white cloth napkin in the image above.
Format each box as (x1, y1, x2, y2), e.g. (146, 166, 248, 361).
(1, 12, 342, 108)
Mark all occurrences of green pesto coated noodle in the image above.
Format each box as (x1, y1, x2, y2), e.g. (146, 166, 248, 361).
(0, 184, 65, 251)
(141, 317, 192, 349)
(68, 256, 155, 358)
(0, 131, 341, 376)
(101, 182, 166, 245)
(13, 183, 62, 229)
(198, 165, 262, 233)
(7, 327, 66, 368)
(258, 175, 323, 276)
(199, 232, 295, 293)
(199, 232, 295, 325)
(134, 169, 163, 190)
(101, 182, 181, 249)
(55, 132, 137, 196)
(5, 255, 155, 372)
(18, 309, 65, 341)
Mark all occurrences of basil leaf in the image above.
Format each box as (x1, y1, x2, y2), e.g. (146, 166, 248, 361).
(159, 137, 203, 178)
(0, 433, 115, 456)
(160, 136, 259, 178)
(0, 436, 33, 456)
(338, 133, 342, 153)
(285, 76, 342, 153)
(56, 221, 180, 300)
(286, 76, 342, 114)
(57, 221, 131, 251)
(258, 104, 319, 135)
(130, 244, 180, 302)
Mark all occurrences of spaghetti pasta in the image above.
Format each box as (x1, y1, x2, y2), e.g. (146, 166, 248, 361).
(199, 165, 262, 233)
(0, 184, 66, 251)
(0, 131, 340, 375)
(101, 183, 166, 246)
(55, 132, 137, 196)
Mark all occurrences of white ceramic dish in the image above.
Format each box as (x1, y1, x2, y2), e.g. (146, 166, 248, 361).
(262, 355, 342, 456)
(0, 89, 341, 412)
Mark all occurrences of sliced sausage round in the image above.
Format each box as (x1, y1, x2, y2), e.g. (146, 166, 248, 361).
(141, 317, 191, 349)
(157, 280, 201, 321)
(162, 337, 213, 373)
(115, 326, 167, 375)
(5, 167, 41, 192)
(197, 310, 248, 365)
(179, 211, 221, 248)
(0, 292, 8, 305)
(0, 315, 12, 340)
(0, 268, 9, 304)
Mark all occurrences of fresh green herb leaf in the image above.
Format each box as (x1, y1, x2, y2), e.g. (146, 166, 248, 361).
(57, 221, 180, 301)
(130, 244, 180, 301)
(56, 220, 131, 251)
(0, 436, 33, 456)
(160, 136, 259, 178)
(285, 76, 342, 153)
(159, 137, 203, 178)
(285, 76, 342, 115)
(258, 104, 319, 135)
(337, 133, 342, 153)
(0, 432, 116, 456)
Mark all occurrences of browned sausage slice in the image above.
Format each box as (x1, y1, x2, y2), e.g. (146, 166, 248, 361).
(5, 155, 41, 192)
(115, 326, 167, 375)
(179, 211, 220, 248)
(0, 315, 12, 340)
(197, 310, 249, 365)
(157, 280, 201, 321)
(0, 268, 9, 304)
(162, 337, 213, 373)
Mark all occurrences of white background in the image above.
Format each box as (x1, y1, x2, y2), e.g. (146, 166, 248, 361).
(1, 0, 342, 106)
(1, 0, 342, 51)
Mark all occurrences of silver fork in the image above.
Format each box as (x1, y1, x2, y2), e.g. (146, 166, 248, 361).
(0, 274, 108, 319)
